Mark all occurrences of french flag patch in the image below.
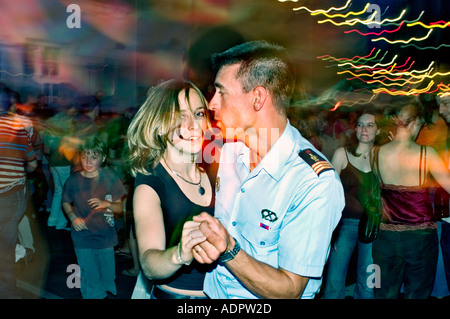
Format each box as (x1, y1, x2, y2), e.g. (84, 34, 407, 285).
(260, 223, 270, 231)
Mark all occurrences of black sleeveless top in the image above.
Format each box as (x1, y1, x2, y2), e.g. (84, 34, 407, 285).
(135, 163, 215, 290)
(340, 150, 372, 219)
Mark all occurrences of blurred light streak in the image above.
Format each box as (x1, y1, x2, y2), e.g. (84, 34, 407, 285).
(318, 9, 405, 26)
(312, 3, 369, 18)
(338, 54, 397, 69)
(401, 43, 450, 50)
(330, 101, 341, 111)
(337, 61, 433, 79)
(345, 21, 404, 36)
(366, 77, 426, 87)
(293, 0, 351, 13)
(407, 21, 450, 29)
(372, 60, 415, 75)
(318, 11, 377, 26)
(323, 50, 385, 68)
(372, 80, 435, 95)
(420, 71, 450, 79)
(383, 11, 424, 26)
(364, 9, 406, 27)
(372, 29, 433, 44)
(317, 48, 377, 61)
(0, 70, 34, 77)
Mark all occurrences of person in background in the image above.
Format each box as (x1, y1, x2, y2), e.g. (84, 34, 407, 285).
(0, 82, 37, 298)
(322, 109, 381, 299)
(62, 136, 126, 299)
(372, 98, 450, 299)
(437, 93, 450, 291)
(43, 93, 77, 230)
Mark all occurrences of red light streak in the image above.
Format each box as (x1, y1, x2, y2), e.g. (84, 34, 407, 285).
(345, 21, 404, 36)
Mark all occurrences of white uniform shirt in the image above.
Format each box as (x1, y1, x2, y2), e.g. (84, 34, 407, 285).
(204, 122, 345, 299)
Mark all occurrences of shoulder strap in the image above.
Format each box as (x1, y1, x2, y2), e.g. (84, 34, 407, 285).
(419, 146, 423, 185)
(344, 148, 350, 161)
(372, 146, 383, 185)
(419, 145, 428, 186)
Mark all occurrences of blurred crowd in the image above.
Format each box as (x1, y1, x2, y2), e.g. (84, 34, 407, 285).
(1, 77, 450, 299)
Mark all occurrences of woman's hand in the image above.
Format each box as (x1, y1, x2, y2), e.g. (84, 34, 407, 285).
(177, 221, 206, 265)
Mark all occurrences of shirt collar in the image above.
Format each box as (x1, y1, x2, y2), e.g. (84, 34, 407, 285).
(245, 120, 297, 181)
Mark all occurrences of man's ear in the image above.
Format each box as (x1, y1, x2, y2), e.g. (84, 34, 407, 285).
(252, 86, 268, 112)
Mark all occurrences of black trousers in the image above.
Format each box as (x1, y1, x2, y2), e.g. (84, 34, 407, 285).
(372, 228, 438, 299)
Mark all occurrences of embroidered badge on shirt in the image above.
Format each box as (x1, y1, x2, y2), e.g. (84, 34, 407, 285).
(299, 149, 334, 176)
(261, 209, 278, 223)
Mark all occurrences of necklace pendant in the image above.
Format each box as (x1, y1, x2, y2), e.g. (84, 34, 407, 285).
(198, 186, 205, 196)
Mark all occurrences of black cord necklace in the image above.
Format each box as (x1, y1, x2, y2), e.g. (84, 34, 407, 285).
(354, 152, 368, 159)
(162, 158, 205, 196)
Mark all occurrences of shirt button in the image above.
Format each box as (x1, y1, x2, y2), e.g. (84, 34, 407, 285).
(232, 221, 237, 226)
(260, 241, 266, 246)
(240, 188, 245, 193)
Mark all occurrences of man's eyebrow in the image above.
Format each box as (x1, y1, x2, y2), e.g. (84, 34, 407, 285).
(214, 82, 224, 90)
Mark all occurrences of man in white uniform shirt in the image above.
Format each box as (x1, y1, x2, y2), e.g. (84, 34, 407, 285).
(191, 40, 344, 299)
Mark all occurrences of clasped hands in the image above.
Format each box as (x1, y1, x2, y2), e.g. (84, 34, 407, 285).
(178, 212, 234, 265)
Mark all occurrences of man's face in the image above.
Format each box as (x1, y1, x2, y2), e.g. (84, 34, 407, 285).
(208, 64, 254, 138)
(439, 95, 450, 124)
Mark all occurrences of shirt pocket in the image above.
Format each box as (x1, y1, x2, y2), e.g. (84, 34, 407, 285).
(241, 222, 280, 265)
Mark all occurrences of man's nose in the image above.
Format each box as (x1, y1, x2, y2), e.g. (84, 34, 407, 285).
(208, 92, 219, 111)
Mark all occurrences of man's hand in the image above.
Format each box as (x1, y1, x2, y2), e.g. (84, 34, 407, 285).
(192, 213, 231, 264)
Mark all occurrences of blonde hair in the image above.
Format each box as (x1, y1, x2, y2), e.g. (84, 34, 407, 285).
(126, 79, 210, 177)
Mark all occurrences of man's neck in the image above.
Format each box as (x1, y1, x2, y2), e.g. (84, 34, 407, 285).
(246, 117, 287, 170)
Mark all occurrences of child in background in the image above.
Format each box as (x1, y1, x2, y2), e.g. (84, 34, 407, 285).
(62, 136, 127, 299)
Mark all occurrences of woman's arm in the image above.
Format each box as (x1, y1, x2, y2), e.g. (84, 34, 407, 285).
(331, 147, 347, 175)
(133, 184, 205, 280)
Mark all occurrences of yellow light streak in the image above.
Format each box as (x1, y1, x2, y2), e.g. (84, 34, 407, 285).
(293, 0, 351, 13)
(318, 9, 405, 26)
(372, 80, 434, 95)
(339, 54, 396, 69)
(372, 28, 433, 44)
(407, 21, 450, 29)
(318, 11, 377, 26)
(312, 3, 370, 18)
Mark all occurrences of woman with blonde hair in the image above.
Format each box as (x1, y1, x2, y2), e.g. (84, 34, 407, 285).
(127, 79, 215, 299)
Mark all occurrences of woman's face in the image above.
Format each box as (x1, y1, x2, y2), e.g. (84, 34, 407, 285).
(355, 113, 379, 144)
(169, 88, 208, 157)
